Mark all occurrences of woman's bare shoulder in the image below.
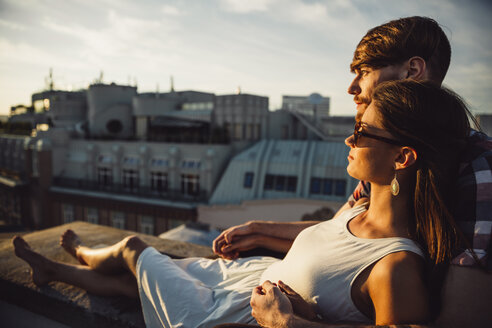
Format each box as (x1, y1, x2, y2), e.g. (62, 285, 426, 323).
(367, 251, 430, 324)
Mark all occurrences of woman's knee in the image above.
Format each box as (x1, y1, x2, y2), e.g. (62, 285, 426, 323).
(121, 235, 148, 272)
(123, 235, 147, 250)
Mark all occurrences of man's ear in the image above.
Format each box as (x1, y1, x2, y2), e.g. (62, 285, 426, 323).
(405, 56, 427, 80)
(394, 147, 418, 170)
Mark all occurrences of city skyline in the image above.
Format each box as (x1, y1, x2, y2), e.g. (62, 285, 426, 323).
(1, 0, 491, 116)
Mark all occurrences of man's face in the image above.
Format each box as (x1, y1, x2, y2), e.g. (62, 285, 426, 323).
(348, 64, 407, 121)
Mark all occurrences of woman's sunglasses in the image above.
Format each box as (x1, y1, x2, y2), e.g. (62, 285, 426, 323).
(353, 121, 403, 146)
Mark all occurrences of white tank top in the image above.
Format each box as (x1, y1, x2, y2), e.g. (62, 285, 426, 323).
(259, 204, 424, 323)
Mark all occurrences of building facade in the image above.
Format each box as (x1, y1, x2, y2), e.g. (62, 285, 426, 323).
(1, 82, 356, 236)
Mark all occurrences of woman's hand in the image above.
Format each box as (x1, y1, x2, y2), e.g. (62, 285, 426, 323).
(250, 280, 293, 327)
(278, 280, 318, 321)
(212, 221, 262, 259)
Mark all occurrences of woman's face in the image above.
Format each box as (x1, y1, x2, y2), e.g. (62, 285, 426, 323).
(345, 103, 401, 185)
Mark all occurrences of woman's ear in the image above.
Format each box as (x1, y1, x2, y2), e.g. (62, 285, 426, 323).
(404, 56, 427, 80)
(395, 147, 418, 170)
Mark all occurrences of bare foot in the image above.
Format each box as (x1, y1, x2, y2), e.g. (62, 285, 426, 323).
(60, 229, 86, 265)
(12, 236, 54, 286)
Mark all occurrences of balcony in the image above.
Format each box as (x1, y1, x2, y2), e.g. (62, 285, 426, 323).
(52, 177, 208, 203)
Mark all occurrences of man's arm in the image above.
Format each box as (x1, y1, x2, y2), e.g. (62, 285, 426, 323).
(213, 220, 320, 259)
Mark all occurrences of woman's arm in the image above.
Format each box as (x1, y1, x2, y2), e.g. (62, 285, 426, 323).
(251, 281, 374, 328)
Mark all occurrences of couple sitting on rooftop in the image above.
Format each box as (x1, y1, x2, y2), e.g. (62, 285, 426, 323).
(13, 16, 492, 328)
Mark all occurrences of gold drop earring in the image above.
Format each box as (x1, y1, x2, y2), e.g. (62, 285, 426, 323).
(391, 171, 400, 196)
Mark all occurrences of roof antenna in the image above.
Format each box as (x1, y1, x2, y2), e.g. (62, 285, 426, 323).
(45, 68, 54, 90)
(170, 75, 175, 92)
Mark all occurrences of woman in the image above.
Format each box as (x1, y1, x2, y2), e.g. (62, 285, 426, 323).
(13, 80, 471, 327)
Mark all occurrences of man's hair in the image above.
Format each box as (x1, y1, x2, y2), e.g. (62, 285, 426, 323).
(351, 16, 451, 83)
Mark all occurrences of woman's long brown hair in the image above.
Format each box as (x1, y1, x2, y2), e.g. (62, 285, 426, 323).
(372, 80, 473, 266)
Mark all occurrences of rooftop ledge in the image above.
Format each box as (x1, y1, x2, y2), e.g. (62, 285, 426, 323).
(0, 222, 215, 328)
(1, 222, 491, 328)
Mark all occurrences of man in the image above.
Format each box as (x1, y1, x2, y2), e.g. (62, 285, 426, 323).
(214, 16, 492, 327)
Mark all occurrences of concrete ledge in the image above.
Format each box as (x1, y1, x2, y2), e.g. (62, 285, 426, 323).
(0, 221, 215, 328)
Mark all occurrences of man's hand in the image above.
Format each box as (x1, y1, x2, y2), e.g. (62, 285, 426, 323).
(278, 280, 318, 321)
(251, 280, 294, 327)
(213, 221, 261, 259)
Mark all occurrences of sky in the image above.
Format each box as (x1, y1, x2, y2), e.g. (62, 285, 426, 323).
(1, 0, 491, 117)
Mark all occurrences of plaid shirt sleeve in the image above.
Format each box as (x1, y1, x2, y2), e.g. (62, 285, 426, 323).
(347, 180, 371, 205)
(451, 131, 492, 270)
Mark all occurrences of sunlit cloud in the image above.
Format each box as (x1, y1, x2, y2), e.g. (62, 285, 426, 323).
(219, 0, 275, 13)
(161, 5, 182, 16)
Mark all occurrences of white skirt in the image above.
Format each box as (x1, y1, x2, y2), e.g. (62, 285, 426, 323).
(136, 247, 280, 328)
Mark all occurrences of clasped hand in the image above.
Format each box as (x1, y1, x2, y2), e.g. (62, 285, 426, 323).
(251, 280, 318, 327)
(213, 221, 261, 260)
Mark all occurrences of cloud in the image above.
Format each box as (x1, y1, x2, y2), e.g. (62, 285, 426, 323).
(219, 0, 275, 13)
(0, 18, 26, 31)
(161, 5, 181, 16)
(0, 37, 63, 67)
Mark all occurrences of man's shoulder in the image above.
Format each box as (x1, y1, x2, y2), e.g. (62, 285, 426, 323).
(466, 130, 492, 155)
(459, 130, 492, 175)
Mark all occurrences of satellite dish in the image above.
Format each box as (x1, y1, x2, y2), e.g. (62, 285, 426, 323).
(308, 93, 323, 105)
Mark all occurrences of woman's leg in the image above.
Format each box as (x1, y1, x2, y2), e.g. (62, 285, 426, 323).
(60, 229, 148, 276)
(13, 236, 138, 298)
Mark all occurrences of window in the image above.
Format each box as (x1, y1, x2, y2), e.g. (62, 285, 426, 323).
(123, 169, 139, 192)
(86, 207, 99, 224)
(323, 179, 333, 195)
(62, 204, 74, 224)
(97, 167, 112, 187)
(98, 155, 112, 164)
(151, 172, 168, 193)
(247, 124, 254, 140)
(234, 123, 242, 140)
(111, 211, 125, 229)
(310, 178, 321, 194)
(151, 158, 169, 167)
(287, 176, 297, 192)
(181, 174, 200, 196)
(255, 124, 261, 139)
(140, 215, 154, 235)
(123, 156, 140, 166)
(310, 178, 347, 196)
(335, 180, 347, 196)
(275, 175, 286, 191)
(225, 123, 232, 138)
(264, 174, 274, 190)
(264, 174, 297, 192)
(282, 125, 289, 139)
(243, 172, 254, 188)
(181, 160, 201, 169)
